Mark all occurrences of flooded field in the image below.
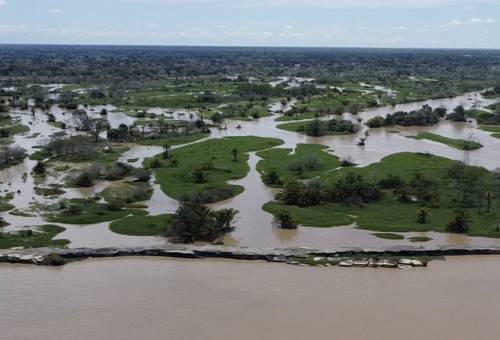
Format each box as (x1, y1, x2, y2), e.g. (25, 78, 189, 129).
(2, 91, 500, 248)
(1, 256, 499, 340)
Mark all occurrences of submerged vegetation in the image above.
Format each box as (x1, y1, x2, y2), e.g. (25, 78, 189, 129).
(409, 132, 483, 150)
(46, 198, 146, 224)
(0, 225, 69, 249)
(277, 119, 359, 136)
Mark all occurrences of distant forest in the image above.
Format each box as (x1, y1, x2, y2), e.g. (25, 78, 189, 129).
(0, 45, 499, 89)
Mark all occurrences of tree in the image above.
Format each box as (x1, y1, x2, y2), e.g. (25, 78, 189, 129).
(230, 148, 240, 162)
(192, 167, 208, 183)
(33, 161, 46, 175)
(447, 105, 466, 122)
(262, 169, 282, 186)
(274, 210, 297, 229)
(305, 119, 325, 136)
(167, 196, 238, 243)
(73, 171, 94, 187)
(417, 209, 428, 224)
(73, 112, 109, 143)
(162, 143, 171, 159)
(447, 209, 469, 234)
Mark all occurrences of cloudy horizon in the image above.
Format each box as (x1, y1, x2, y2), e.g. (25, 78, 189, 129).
(0, 0, 499, 48)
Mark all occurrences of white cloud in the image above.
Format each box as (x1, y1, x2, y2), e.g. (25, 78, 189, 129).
(468, 17, 495, 24)
(50, 8, 63, 14)
(0, 24, 27, 33)
(442, 17, 496, 28)
(0, 0, 7, 7)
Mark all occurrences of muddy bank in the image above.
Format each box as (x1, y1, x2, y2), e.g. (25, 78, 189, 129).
(3, 244, 500, 266)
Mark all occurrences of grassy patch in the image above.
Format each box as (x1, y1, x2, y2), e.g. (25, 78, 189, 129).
(100, 182, 153, 204)
(109, 214, 173, 236)
(264, 153, 500, 238)
(0, 225, 69, 249)
(408, 132, 482, 150)
(262, 201, 355, 228)
(480, 125, 500, 133)
(256, 144, 340, 186)
(47, 198, 143, 224)
(34, 186, 66, 197)
(0, 193, 14, 212)
(150, 136, 283, 203)
(322, 152, 455, 183)
(372, 232, 405, 240)
(409, 236, 433, 242)
(274, 112, 321, 121)
(137, 133, 209, 146)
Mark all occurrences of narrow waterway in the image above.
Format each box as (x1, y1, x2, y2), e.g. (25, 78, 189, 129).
(0, 256, 499, 340)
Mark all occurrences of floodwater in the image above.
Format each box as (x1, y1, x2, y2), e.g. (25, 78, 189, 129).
(2, 91, 500, 248)
(0, 256, 500, 340)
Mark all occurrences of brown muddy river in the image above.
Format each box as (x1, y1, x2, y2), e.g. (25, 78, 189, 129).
(1, 256, 500, 340)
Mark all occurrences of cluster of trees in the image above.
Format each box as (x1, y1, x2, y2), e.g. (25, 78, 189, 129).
(288, 155, 324, 175)
(0, 145, 26, 169)
(278, 173, 382, 207)
(367, 105, 442, 127)
(301, 119, 359, 137)
(70, 162, 139, 187)
(482, 83, 500, 98)
(43, 135, 98, 161)
(377, 173, 440, 207)
(108, 119, 209, 143)
(212, 102, 266, 122)
(474, 111, 500, 125)
(446, 105, 466, 122)
(167, 195, 238, 243)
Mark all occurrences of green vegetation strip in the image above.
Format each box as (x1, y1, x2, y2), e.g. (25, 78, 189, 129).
(257, 144, 340, 186)
(263, 201, 355, 228)
(47, 198, 147, 224)
(0, 225, 69, 249)
(372, 233, 405, 240)
(408, 132, 482, 150)
(137, 133, 209, 146)
(276, 120, 351, 136)
(110, 214, 173, 236)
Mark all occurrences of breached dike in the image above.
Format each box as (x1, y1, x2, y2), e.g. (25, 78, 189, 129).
(2, 245, 500, 267)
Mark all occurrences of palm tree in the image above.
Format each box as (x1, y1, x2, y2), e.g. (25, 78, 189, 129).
(230, 147, 240, 161)
(162, 143, 171, 159)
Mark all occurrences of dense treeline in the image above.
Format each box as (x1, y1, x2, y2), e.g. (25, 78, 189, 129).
(367, 105, 445, 127)
(0, 45, 499, 91)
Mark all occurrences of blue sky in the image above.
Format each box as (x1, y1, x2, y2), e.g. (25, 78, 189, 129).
(0, 0, 499, 48)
